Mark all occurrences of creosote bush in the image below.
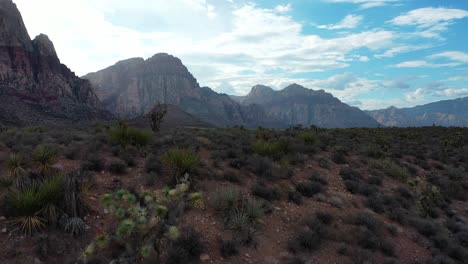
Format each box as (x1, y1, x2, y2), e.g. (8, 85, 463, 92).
(110, 121, 152, 147)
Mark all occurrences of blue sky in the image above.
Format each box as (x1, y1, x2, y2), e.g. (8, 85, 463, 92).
(15, 0, 468, 109)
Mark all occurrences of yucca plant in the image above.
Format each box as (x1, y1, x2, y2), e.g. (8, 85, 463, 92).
(33, 144, 59, 176)
(8, 186, 46, 234)
(161, 148, 200, 183)
(8, 175, 64, 234)
(0, 177, 13, 189)
(7, 153, 26, 178)
(64, 217, 86, 236)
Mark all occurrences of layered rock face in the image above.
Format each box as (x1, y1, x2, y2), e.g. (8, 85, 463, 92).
(235, 84, 380, 128)
(0, 0, 110, 125)
(366, 97, 468, 127)
(84, 54, 247, 126)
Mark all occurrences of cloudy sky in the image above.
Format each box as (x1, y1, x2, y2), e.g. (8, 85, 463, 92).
(15, 0, 468, 110)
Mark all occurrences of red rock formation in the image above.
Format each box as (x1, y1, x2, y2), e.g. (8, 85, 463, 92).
(0, 0, 110, 125)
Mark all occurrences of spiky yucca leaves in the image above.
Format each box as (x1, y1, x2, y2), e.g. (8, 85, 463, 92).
(7, 175, 64, 234)
(64, 217, 86, 236)
(33, 144, 59, 176)
(161, 148, 200, 183)
(64, 171, 88, 218)
(7, 153, 26, 178)
(0, 177, 13, 189)
(8, 186, 46, 234)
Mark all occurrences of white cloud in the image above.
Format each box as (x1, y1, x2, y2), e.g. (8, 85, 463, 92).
(274, 4, 292, 13)
(394, 50, 468, 68)
(394, 60, 459, 68)
(390, 7, 468, 38)
(435, 88, 468, 97)
(317, 14, 363, 30)
(323, 0, 400, 9)
(430, 51, 468, 63)
(448, 76, 468, 82)
(375, 44, 432, 58)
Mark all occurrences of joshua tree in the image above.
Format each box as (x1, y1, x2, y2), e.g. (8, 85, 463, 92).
(149, 103, 167, 132)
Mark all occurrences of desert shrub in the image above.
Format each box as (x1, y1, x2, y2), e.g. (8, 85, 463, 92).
(296, 181, 324, 197)
(371, 159, 410, 180)
(255, 128, 274, 141)
(252, 182, 281, 201)
(223, 171, 241, 183)
(109, 160, 127, 175)
(411, 218, 438, 237)
(220, 240, 239, 258)
(63, 144, 82, 160)
(301, 132, 317, 145)
(211, 187, 265, 244)
(167, 227, 204, 264)
(332, 151, 346, 164)
(81, 155, 104, 172)
(289, 214, 331, 253)
(366, 194, 385, 213)
(212, 186, 243, 213)
(249, 155, 273, 178)
(161, 148, 200, 183)
(289, 256, 306, 264)
(272, 162, 294, 179)
(288, 191, 303, 205)
(110, 122, 152, 147)
(118, 146, 138, 167)
(310, 172, 328, 186)
(145, 154, 162, 173)
(253, 140, 287, 159)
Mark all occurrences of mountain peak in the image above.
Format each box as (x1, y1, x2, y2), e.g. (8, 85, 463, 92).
(249, 85, 274, 96)
(282, 83, 311, 93)
(32, 34, 57, 57)
(0, 0, 33, 50)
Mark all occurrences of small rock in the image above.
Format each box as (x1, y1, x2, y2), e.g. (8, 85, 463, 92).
(200, 254, 210, 261)
(104, 208, 109, 214)
(0, 216, 6, 220)
(1, 228, 7, 233)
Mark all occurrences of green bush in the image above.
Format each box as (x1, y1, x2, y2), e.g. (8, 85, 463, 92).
(301, 132, 318, 145)
(110, 123, 152, 147)
(253, 140, 287, 159)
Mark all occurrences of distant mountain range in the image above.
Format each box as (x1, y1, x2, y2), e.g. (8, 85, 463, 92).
(83, 56, 379, 128)
(366, 97, 468, 127)
(0, 0, 466, 128)
(232, 84, 380, 128)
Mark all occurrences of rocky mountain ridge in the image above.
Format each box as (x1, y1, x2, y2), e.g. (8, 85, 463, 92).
(0, 0, 111, 126)
(366, 97, 468, 127)
(84, 56, 382, 128)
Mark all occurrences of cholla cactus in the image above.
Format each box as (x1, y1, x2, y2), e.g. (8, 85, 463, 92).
(167, 226, 180, 241)
(189, 192, 205, 210)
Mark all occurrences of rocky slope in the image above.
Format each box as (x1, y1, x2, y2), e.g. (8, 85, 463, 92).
(0, 0, 111, 126)
(234, 84, 380, 128)
(84, 54, 248, 126)
(366, 97, 468, 127)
